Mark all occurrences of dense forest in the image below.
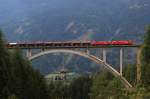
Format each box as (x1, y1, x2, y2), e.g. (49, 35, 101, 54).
(0, 30, 49, 99)
(0, 26, 150, 99)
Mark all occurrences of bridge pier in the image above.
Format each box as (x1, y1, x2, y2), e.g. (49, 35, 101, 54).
(98, 48, 102, 58)
(120, 48, 123, 76)
(86, 48, 90, 55)
(137, 47, 142, 83)
(42, 48, 45, 51)
(103, 48, 106, 63)
(26, 49, 32, 57)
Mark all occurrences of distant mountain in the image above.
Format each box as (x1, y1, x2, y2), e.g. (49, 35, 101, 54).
(0, 0, 150, 74)
(0, 0, 150, 42)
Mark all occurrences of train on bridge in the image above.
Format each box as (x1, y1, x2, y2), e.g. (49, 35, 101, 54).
(6, 40, 134, 49)
(7, 40, 133, 46)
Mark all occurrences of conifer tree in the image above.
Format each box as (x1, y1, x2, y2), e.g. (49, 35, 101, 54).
(9, 49, 49, 99)
(70, 75, 92, 99)
(90, 71, 110, 99)
(142, 25, 150, 63)
(0, 30, 11, 98)
(124, 64, 136, 85)
(141, 25, 150, 90)
(90, 70, 126, 99)
(0, 30, 49, 99)
(8, 94, 19, 99)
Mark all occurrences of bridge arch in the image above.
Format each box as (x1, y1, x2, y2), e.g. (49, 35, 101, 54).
(28, 49, 132, 90)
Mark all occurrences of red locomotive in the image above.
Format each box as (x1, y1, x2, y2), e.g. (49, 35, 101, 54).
(91, 40, 133, 45)
(110, 40, 133, 45)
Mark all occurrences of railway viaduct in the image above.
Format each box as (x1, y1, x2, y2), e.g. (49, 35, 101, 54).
(6, 42, 143, 91)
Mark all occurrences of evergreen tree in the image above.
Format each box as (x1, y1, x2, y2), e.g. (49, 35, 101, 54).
(0, 30, 49, 99)
(0, 30, 11, 98)
(139, 25, 150, 98)
(8, 94, 19, 99)
(142, 25, 150, 63)
(48, 76, 92, 99)
(90, 70, 126, 99)
(90, 71, 111, 99)
(70, 75, 92, 99)
(141, 25, 150, 90)
(9, 49, 49, 99)
(124, 64, 137, 85)
(48, 81, 71, 99)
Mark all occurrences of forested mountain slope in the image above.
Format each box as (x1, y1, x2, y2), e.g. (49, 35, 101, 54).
(0, 0, 150, 74)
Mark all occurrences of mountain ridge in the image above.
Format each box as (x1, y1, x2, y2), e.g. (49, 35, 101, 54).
(0, 0, 150, 74)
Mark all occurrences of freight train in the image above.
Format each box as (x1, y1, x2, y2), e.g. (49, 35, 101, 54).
(7, 40, 133, 46)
